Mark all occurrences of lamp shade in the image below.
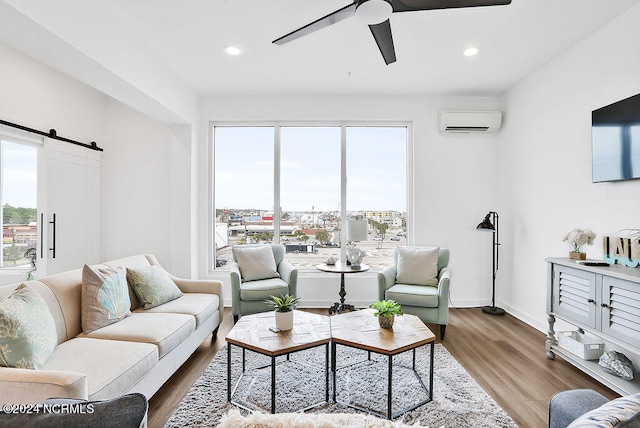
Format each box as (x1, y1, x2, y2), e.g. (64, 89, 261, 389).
(476, 214, 495, 231)
(346, 219, 368, 242)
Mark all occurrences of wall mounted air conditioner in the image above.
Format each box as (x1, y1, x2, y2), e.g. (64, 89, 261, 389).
(438, 110, 502, 133)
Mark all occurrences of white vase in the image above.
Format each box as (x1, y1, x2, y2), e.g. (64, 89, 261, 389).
(275, 310, 293, 331)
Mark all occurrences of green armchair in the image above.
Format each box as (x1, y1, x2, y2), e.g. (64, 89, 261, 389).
(230, 244, 298, 323)
(377, 246, 451, 339)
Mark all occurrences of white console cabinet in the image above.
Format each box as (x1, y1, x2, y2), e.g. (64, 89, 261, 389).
(546, 257, 640, 395)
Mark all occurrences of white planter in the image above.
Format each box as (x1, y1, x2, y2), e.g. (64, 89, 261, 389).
(275, 310, 293, 331)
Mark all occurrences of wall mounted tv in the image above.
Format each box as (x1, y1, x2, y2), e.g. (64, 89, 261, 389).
(592, 92, 640, 183)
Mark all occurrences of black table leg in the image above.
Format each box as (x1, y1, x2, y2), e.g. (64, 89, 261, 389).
(429, 342, 434, 401)
(271, 355, 276, 413)
(227, 344, 232, 402)
(331, 341, 337, 402)
(325, 342, 329, 402)
(329, 273, 357, 313)
(387, 354, 393, 419)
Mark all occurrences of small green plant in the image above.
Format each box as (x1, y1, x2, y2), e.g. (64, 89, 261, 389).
(265, 294, 300, 313)
(370, 300, 403, 318)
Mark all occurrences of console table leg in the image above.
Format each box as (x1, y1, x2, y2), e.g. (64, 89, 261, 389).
(546, 314, 556, 360)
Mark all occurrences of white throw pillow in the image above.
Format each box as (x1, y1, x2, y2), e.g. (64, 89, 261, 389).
(234, 246, 280, 282)
(395, 247, 440, 286)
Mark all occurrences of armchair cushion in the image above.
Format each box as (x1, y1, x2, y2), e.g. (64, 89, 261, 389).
(395, 247, 439, 286)
(386, 284, 439, 308)
(239, 278, 289, 301)
(233, 245, 280, 282)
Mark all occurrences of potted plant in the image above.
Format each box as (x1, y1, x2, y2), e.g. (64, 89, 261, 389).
(371, 299, 403, 329)
(562, 228, 596, 260)
(265, 294, 300, 331)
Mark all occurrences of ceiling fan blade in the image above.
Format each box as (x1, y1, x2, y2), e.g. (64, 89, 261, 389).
(273, 3, 357, 45)
(392, 0, 511, 13)
(369, 19, 396, 65)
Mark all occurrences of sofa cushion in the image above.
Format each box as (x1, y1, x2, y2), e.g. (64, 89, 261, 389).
(0, 284, 57, 369)
(386, 284, 439, 308)
(136, 293, 218, 328)
(234, 245, 280, 282)
(239, 278, 289, 301)
(126, 265, 183, 309)
(395, 247, 439, 286)
(568, 393, 640, 427)
(78, 312, 195, 358)
(81, 265, 131, 334)
(41, 337, 158, 399)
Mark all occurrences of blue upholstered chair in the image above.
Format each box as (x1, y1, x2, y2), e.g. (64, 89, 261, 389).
(377, 246, 451, 339)
(0, 393, 147, 427)
(229, 244, 298, 323)
(549, 389, 640, 427)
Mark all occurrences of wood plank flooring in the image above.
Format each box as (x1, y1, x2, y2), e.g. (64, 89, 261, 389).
(148, 308, 618, 428)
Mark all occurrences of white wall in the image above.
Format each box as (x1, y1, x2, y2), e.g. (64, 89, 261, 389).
(499, 3, 640, 331)
(0, 41, 182, 273)
(200, 95, 504, 308)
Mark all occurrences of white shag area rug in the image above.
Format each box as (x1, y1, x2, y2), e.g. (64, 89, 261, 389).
(165, 344, 517, 428)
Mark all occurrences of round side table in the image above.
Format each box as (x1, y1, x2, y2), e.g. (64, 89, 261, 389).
(317, 262, 369, 314)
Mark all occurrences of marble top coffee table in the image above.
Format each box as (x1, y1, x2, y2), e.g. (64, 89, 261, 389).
(226, 310, 331, 413)
(330, 309, 436, 419)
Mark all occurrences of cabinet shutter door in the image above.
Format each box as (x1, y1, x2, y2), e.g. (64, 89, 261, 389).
(601, 277, 640, 348)
(553, 266, 597, 328)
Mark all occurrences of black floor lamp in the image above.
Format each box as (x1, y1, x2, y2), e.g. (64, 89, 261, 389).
(476, 211, 505, 316)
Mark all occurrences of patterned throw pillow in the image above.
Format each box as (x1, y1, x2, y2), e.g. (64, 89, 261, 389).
(81, 265, 131, 333)
(395, 247, 440, 286)
(126, 265, 183, 309)
(0, 284, 57, 369)
(568, 392, 640, 427)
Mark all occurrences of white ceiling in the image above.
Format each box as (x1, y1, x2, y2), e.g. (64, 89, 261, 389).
(3, 0, 640, 99)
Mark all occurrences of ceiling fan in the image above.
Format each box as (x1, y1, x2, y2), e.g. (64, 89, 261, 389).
(273, 0, 512, 65)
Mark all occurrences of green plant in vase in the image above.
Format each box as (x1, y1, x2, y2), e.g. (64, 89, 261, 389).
(371, 299, 402, 329)
(265, 294, 300, 331)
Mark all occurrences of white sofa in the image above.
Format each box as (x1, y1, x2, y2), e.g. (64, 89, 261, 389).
(0, 254, 223, 404)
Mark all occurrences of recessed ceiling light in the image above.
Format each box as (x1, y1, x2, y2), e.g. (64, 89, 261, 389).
(224, 45, 241, 56)
(464, 47, 479, 57)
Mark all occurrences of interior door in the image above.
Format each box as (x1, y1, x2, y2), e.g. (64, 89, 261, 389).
(38, 138, 100, 275)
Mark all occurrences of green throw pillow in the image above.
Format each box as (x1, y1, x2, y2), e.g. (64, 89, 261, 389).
(126, 265, 183, 309)
(81, 265, 131, 333)
(0, 284, 57, 369)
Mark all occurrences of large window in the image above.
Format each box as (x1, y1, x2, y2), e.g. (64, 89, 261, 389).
(1, 136, 38, 271)
(211, 124, 408, 272)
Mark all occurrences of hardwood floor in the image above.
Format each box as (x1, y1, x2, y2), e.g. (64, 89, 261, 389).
(148, 308, 618, 428)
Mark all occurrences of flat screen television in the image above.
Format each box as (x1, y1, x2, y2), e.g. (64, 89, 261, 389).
(592, 92, 640, 183)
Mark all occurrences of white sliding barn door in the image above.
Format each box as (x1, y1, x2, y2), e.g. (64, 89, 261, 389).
(38, 138, 100, 275)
